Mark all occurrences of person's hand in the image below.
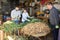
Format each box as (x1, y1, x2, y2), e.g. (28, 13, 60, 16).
(30, 17, 34, 18)
(55, 25, 59, 29)
(27, 19, 30, 22)
(12, 18, 15, 20)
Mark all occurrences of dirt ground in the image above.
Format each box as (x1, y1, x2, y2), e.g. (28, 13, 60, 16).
(28, 32, 53, 40)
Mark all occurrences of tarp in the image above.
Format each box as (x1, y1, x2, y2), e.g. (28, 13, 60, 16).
(40, 0, 48, 5)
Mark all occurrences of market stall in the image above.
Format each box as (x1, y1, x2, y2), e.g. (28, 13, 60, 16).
(0, 0, 60, 40)
(0, 18, 51, 40)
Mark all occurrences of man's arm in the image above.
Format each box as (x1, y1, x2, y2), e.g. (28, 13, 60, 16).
(11, 11, 15, 20)
(26, 13, 30, 18)
(11, 11, 13, 18)
(53, 9, 59, 25)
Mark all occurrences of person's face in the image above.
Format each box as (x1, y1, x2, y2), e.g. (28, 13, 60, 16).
(46, 5, 52, 10)
(15, 7, 19, 11)
(24, 10, 26, 13)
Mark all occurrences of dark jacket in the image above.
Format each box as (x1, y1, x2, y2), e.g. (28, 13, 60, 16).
(49, 7, 59, 25)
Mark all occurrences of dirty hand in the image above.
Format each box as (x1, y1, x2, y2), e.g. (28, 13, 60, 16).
(27, 19, 30, 21)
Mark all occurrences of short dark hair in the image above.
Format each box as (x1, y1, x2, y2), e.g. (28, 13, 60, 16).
(46, 2, 53, 5)
(15, 4, 20, 7)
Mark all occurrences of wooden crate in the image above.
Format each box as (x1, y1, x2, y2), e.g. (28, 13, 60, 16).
(0, 30, 4, 40)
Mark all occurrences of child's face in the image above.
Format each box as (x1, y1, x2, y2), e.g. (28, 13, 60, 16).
(24, 10, 26, 13)
(15, 7, 19, 11)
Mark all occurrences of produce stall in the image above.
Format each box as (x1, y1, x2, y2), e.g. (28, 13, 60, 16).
(0, 18, 51, 40)
(1, 0, 59, 40)
(21, 22, 50, 37)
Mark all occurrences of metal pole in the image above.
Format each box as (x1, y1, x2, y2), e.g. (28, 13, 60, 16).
(0, 0, 1, 9)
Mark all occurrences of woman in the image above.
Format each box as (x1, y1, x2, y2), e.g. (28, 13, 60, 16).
(22, 9, 30, 23)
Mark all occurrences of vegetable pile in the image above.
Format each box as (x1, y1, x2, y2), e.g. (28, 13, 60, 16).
(21, 22, 50, 37)
(2, 18, 41, 34)
(1, 18, 50, 37)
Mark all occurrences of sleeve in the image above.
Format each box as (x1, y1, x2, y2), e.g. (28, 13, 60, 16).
(26, 13, 30, 18)
(11, 11, 14, 18)
(22, 13, 28, 20)
(53, 10, 59, 25)
(18, 11, 21, 18)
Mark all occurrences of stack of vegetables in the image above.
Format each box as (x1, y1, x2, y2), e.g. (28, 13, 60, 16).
(2, 18, 41, 34)
(21, 22, 50, 37)
(1, 18, 50, 38)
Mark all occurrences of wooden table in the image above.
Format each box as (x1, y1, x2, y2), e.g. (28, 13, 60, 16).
(37, 16, 49, 23)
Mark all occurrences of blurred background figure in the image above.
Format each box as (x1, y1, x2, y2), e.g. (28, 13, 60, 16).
(11, 5, 21, 24)
(22, 9, 30, 23)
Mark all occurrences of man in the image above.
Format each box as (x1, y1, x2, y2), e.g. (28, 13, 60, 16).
(11, 5, 21, 24)
(46, 2, 59, 40)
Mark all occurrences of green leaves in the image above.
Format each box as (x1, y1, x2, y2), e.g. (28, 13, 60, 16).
(3, 22, 28, 33)
(3, 18, 41, 34)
